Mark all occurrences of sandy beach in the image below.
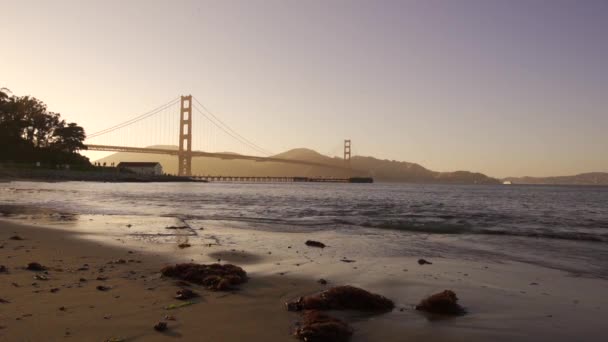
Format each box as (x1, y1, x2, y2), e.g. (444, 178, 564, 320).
(1, 216, 607, 342)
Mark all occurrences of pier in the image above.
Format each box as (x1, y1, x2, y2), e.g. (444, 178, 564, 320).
(192, 176, 373, 183)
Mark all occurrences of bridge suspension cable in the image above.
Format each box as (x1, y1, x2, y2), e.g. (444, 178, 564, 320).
(191, 97, 273, 156)
(87, 97, 180, 139)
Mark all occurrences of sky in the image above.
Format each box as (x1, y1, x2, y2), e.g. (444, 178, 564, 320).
(1, 0, 607, 178)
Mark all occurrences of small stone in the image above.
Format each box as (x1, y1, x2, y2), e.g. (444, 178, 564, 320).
(34, 274, 48, 281)
(175, 288, 198, 300)
(154, 321, 168, 332)
(305, 240, 326, 248)
(96, 285, 111, 291)
(418, 259, 432, 265)
(318, 279, 328, 285)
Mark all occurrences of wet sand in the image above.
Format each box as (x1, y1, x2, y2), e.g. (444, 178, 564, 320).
(1, 219, 607, 341)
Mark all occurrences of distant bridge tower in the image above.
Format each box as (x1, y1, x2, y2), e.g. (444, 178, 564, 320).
(343, 139, 351, 165)
(178, 95, 193, 176)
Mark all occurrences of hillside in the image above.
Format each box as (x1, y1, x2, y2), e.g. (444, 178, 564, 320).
(503, 172, 608, 185)
(96, 146, 500, 184)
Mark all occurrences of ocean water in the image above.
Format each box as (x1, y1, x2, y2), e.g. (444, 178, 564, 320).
(1, 181, 607, 278)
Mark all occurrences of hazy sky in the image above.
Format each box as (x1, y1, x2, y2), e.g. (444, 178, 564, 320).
(2, 0, 607, 178)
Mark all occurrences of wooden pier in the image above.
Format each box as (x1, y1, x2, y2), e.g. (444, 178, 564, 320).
(192, 176, 373, 183)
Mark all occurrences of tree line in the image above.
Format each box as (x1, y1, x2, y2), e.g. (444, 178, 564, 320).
(0, 87, 90, 165)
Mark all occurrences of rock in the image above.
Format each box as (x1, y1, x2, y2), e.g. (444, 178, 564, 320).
(318, 279, 328, 285)
(50, 288, 60, 293)
(161, 263, 247, 291)
(175, 288, 198, 300)
(415, 290, 465, 315)
(286, 286, 394, 312)
(59, 306, 66, 311)
(166, 226, 189, 230)
(26, 262, 46, 271)
(294, 310, 352, 342)
(154, 321, 168, 332)
(178, 243, 191, 249)
(0, 265, 7, 273)
(305, 240, 326, 248)
(9, 235, 24, 240)
(340, 259, 355, 263)
(418, 259, 432, 265)
(96, 285, 111, 291)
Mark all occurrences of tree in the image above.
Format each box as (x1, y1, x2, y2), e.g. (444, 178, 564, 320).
(52, 122, 87, 153)
(0, 87, 89, 166)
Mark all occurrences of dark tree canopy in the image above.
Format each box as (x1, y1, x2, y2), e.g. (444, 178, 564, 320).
(0, 88, 90, 165)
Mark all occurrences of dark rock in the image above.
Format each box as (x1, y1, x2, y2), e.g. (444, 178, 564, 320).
(175, 288, 198, 300)
(418, 259, 432, 265)
(340, 259, 355, 263)
(415, 290, 465, 315)
(287, 285, 394, 312)
(154, 321, 168, 332)
(96, 285, 111, 291)
(161, 263, 247, 291)
(50, 288, 60, 293)
(9, 235, 24, 241)
(294, 310, 352, 342)
(26, 262, 46, 271)
(0, 265, 7, 273)
(166, 226, 189, 230)
(318, 279, 328, 285)
(178, 243, 191, 249)
(305, 240, 326, 248)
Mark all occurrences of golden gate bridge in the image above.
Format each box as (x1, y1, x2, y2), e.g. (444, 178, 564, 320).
(85, 95, 358, 178)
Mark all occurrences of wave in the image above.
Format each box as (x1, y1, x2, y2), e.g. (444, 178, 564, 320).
(364, 221, 607, 242)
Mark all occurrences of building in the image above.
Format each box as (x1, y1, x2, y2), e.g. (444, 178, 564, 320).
(117, 162, 163, 176)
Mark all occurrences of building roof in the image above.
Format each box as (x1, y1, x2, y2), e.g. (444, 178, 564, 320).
(117, 162, 161, 167)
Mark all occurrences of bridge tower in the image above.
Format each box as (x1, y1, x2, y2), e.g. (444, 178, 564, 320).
(343, 139, 351, 164)
(178, 95, 193, 176)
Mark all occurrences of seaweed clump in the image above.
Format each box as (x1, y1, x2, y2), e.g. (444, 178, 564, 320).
(294, 310, 352, 342)
(161, 263, 247, 291)
(287, 285, 394, 312)
(415, 290, 465, 315)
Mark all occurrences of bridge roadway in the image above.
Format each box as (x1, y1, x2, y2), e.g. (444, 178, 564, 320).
(86, 144, 354, 171)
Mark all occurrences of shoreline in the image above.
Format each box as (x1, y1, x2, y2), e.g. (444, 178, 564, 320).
(2, 217, 608, 341)
(0, 166, 205, 183)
